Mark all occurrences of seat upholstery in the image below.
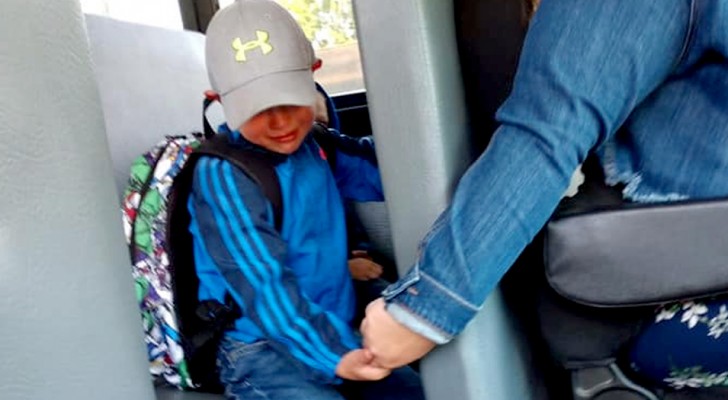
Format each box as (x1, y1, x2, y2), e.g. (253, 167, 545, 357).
(353, 1, 547, 399)
(85, 14, 224, 195)
(0, 2, 155, 400)
(85, 14, 228, 400)
(155, 387, 224, 400)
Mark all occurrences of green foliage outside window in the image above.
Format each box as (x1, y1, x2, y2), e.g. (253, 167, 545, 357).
(277, 0, 357, 49)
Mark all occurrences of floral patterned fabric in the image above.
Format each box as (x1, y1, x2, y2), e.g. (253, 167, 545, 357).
(629, 299, 728, 390)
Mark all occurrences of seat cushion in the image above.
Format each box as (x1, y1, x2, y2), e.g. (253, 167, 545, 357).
(155, 387, 223, 400)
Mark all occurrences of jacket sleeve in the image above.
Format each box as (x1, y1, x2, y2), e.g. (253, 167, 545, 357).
(189, 157, 359, 383)
(319, 128, 384, 202)
(383, 0, 689, 341)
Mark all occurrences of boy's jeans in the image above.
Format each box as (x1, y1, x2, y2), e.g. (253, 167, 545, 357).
(218, 338, 425, 400)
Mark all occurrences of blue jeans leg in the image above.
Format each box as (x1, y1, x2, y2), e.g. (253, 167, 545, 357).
(339, 366, 426, 400)
(218, 338, 345, 400)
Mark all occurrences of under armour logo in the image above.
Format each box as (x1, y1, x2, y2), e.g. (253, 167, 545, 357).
(232, 30, 273, 62)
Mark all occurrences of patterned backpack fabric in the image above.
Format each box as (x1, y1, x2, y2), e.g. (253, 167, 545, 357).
(122, 129, 291, 392)
(122, 135, 202, 389)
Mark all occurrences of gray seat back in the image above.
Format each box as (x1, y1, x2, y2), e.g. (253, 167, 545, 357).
(85, 15, 230, 400)
(0, 2, 155, 399)
(354, 1, 547, 399)
(85, 14, 223, 195)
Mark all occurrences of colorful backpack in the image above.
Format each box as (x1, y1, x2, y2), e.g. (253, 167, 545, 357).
(123, 133, 202, 389)
(121, 96, 287, 392)
(122, 96, 333, 392)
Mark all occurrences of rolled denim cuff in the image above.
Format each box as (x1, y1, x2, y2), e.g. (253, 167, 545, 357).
(382, 265, 479, 341)
(386, 303, 451, 344)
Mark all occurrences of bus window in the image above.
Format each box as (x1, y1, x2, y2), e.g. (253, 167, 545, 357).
(220, 0, 365, 95)
(80, 0, 183, 30)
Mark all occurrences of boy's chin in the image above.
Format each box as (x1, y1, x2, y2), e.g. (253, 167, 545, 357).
(269, 140, 305, 155)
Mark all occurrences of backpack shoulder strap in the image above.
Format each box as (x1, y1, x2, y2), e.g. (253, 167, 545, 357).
(197, 93, 283, 226)
(310, 122, 338, 170)
(193, 134, 284, 230)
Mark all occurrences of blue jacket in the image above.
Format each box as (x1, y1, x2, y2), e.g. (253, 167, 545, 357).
(188, 123, 383, 383)
(383, 0, 728, 343)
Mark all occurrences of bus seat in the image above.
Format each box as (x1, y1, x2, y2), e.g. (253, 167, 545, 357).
(85, 14, 224, 195)
(0, 1, 155, 399)
(155, 387, 223, 400)
(353, 201, 396, 265)
(455, 0, 528, 155)
(354, 1, 547, 399)
(84, 17, 226, 399)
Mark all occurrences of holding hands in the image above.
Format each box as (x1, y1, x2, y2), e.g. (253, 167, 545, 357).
(338, 297, 436, 381)
(360, 298, 436, 369)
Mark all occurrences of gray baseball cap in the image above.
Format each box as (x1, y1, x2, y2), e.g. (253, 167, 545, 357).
(205, 0, 317, 130)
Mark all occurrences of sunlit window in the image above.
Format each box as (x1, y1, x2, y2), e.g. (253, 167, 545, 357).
(219, 0, 365, 94)
(80, 0, 183, 30)
(80, 0, 364, 95)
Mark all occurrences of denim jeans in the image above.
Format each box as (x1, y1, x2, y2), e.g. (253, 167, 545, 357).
(383, 0, 728, 345)
(218, 338, 425, 400)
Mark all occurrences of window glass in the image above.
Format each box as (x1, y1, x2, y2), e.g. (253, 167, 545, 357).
(80, 0, 183, 30)
(219, 0, 365, 94)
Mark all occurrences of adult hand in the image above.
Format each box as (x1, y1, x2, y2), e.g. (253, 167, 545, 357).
(348, 257, 384, 281)
(360, 298, 437, 369)
(335, 348, 391, 381)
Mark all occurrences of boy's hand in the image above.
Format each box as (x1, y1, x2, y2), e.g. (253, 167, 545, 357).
(348, 257, 383, 281)
(336, 348, 391, 381)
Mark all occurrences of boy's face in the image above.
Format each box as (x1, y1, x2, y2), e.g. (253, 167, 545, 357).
(239, 105, 314, 154)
